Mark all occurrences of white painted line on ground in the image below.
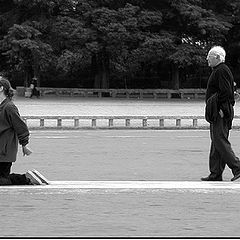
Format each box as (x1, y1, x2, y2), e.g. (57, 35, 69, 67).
(30, 129, 209, 134)
(32, 136, 72, 139)
(31, 132, 208, 139)
(174, 135, 208, 138)
(1, 181, 240, 189)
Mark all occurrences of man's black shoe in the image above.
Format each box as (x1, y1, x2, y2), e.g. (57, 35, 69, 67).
(201, 175, 222, 181)
(231, 172, 240, 181)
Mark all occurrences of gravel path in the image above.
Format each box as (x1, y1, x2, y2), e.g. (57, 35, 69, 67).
(14, 96, 207, 116)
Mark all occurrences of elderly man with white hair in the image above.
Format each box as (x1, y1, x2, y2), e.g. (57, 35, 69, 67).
(201, 46, 240, 181)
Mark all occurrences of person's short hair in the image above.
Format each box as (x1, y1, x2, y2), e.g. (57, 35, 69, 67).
(0, 76, 15, 99)
(208, 46, 226, 62)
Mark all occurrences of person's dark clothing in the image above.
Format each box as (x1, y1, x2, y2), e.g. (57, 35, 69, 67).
(30, 86, 40, 98)
(206, 62, 235, 129)
(205, 93, 219, 124)
(0, 98, 30, 185)
(209, 115, 240, 179)
(205, 62, 240, 179)
(0, 98, 29, 162)
(0, 162, 29, 185)
(206, 62, 235, 105)
(205, 92, 234, 130)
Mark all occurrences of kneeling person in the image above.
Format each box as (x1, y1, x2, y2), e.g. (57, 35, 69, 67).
(0, 76, 47, 185)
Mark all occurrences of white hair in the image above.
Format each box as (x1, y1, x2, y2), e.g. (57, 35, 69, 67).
(208, 46, 226, 62)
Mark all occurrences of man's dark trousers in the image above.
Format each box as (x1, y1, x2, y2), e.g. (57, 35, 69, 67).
(209, 114, 240, 178)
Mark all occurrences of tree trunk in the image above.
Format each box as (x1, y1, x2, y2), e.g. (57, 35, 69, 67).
(24, 65, 33, 87)
(92, 49, 109, 89)
(33, 55, 40, 87)
(171, 63, 180, 90)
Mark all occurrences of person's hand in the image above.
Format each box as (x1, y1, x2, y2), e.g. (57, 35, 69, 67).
(219, 109, 224, 118)
(22, 145, 33, 156)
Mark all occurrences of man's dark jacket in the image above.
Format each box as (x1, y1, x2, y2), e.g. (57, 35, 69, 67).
(205, 62, 235, 129)
(0, 98, 29, 162)
(205, 93, 219, 124)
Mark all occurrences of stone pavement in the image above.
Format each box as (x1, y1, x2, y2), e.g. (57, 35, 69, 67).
(1, 130, 240, 237)
(1, 185, 240, 237)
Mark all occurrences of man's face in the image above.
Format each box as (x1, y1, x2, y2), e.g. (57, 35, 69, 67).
(206, 51, 220, 67)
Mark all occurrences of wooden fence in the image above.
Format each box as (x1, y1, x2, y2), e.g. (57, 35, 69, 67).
(21, 115, 240, 130)
(17, 87, 206, 99)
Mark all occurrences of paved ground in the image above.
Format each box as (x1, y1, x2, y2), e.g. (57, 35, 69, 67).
(14, 96, 207, 116)
(1, 130, 240, 237)
(2, 97, 240, 237)
(13, 130, 217, 181)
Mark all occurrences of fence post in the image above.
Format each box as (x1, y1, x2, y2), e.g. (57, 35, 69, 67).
(193, 118, 198, 127)
(142, 118, 147, 127)
(109, 118, 113, 127)
(159, 118, 164, 127)
(176, 119, 181, 127)
(57, 118, 62, 127)
(74, 118, 79, 128)
(125, 119, 130, 127)
(92, 119, 96, 127)
(40, 118, 44, 127)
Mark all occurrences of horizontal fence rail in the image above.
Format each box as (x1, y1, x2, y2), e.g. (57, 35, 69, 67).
(21, 115, 240, 130)
(17, 87, 206, 99)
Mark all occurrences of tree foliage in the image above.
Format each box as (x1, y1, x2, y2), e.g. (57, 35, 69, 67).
(0, 0, 240, 89)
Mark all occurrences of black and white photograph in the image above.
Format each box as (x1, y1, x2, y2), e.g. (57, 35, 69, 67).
(0, 0, 240, 238)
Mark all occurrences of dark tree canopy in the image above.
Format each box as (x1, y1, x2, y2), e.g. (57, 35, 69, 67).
(0, 0, 240, 89)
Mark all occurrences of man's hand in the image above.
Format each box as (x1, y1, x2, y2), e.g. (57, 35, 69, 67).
(219, 109, 224, 118)
(22, 145, 33, 156)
